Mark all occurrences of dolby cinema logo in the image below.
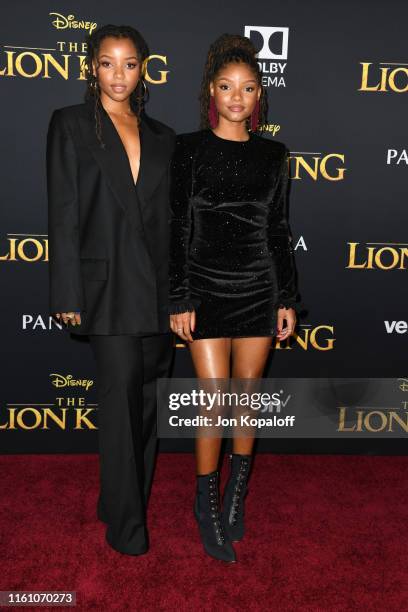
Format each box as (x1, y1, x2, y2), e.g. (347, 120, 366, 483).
(244, 26, 289, 88)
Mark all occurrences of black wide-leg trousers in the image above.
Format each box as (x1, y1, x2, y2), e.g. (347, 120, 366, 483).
(89, 333, 174, 555)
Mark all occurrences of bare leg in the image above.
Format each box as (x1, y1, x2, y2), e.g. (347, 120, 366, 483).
(231, 337, 272, 455)
(189, 338, 231, 475)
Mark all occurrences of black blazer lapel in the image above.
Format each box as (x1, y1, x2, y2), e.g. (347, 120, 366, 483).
(136, 113, 171, 221)
(77, 100, 145, 237)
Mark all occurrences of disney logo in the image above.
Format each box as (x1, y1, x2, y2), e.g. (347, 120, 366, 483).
(398, 378, 408, 392)
(50, 373, 94, 391)
(50, 13, 97, 35)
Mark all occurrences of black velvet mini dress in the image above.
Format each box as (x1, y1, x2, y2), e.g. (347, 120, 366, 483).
(168, 129, 300, 339)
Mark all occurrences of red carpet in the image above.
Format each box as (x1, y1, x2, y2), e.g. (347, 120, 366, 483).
(1, 453, 408, 611)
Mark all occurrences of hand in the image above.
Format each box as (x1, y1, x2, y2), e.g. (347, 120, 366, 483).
(170, 310, 196, 343)
(55, 312, 82, 327)
(276, 307, 296, 341)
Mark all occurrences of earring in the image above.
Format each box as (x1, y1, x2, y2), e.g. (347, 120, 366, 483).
(136, 79, 148, 101)
(250, 100, 260, 132)
(209, 96, 218, 129)
(90, 75, 98, 91)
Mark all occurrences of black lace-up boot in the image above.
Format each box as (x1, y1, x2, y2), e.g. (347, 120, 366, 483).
(222, 453, 252, 542)
(194, 470, 236, 563)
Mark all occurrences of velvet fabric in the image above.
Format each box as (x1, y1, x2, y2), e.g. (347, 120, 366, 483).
(168, 129, 301, 339)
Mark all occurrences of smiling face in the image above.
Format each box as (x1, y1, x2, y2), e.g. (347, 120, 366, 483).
(210, 61, 261, 125)
(92, 36, 142, 103)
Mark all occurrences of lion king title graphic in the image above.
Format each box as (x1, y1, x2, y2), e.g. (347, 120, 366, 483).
(359, 61, 408, 93)
(338, 378, 408, 434)
(0, 12, 169, 83)
(0, 373, 97, 430)
(347, 242, 408, 270)
(289, 151, 346, 181)
(175, 323, 336, 352)
(0, 234, 48, 262)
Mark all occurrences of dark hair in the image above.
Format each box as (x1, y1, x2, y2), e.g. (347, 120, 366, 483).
(82, 24, 150, 147)
(199, 33, 268, 131)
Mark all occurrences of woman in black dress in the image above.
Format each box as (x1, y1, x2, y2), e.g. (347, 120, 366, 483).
(47, 25, 175, 556)
(168, 34, 301, 562)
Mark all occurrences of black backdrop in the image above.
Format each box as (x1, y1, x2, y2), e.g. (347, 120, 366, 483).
(1, 1, 407, 454)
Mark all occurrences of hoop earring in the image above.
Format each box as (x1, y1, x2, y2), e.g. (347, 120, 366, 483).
(250, 99, 260, 132)
(136, 79, 148, 100)
(209, 96, 218, 129)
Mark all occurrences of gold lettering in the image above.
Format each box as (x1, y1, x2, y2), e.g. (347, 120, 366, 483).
(338, 408, 364, 431)
(364, 410, 387, 432)
(0, 238, 16, 261)
(309, 325, 335, 351)
(15, 52, 42, 78)
(347, 242, 368, 269)
(0, 408, 15, 429)
(290, 156, 319, 180)
(388, 411, 408, 432)
(388, 67, 408, 93)
(17, 238, 44, 262)
(359, 62, 387, 91)
(43, 53, 69, 80)
(319, 154, 346, 181)
(375, 247, 399, 270)
(338, 407, 355, 431)
(43, 408, 67, 429)
(16, 408, 42, 430)
(50, 13, 97, 34)
(0, 51, 15, 76)
(77, 55, 87, 80)
(75, 408, 97, 430)
(275, 326, 335, 351)
(145, 55, 169, 84)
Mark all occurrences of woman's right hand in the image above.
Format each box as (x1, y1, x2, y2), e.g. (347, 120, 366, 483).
(55, 312, 82, 327)
(170, 311, 196, 343)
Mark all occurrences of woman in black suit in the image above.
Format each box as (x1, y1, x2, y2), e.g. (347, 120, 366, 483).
(46, 24, 175, 556)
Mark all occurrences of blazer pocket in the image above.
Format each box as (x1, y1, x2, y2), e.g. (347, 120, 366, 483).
(80, 258, 108, 281)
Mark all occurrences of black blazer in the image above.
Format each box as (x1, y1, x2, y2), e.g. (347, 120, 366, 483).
(46, 99, 176, 335)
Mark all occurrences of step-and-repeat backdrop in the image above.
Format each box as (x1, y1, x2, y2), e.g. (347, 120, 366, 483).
(1, 1, 406, 453)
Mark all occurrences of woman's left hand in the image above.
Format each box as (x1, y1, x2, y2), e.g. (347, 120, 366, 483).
(276, 307, 296, 341)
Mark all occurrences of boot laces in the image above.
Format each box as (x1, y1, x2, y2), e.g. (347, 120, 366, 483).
(209, 475, 225, 545)
(229, 458, 249, 526)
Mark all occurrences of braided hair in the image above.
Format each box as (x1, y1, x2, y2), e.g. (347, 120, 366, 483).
(82, 24, 150, 148)
(199, 33, 268, 131)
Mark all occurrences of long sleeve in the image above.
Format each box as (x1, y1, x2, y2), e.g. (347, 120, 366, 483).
(46, 110, 84, 313)
(269, 146, 302, 313)
(168, 136, 201, 314)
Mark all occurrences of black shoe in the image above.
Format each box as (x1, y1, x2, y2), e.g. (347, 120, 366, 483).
(194, 470, 236, 563)
(222, 453, 252, 542)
